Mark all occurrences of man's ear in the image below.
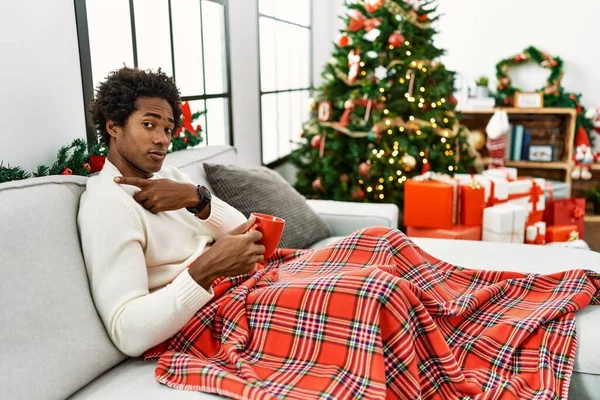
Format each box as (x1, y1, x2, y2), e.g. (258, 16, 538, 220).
(106, 120, 120, 139)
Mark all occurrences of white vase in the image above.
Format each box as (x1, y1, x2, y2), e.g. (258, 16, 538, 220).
(476, 86, 489, 99)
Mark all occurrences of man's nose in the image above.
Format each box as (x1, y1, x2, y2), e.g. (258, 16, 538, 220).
(153, 130, 170, 146)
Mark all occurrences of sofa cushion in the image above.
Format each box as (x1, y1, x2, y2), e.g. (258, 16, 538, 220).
(0, 176, 125, 400)
(203, 163, 332, 249)
(70, 359, 220, 399)
(163, 145, 238, 192)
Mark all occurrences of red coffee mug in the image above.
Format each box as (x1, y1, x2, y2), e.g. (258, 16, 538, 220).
(250, 213, 285, 259)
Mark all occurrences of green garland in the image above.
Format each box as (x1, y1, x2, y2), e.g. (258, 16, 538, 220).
(494, 45, 594, 143)
(495, 46, 563, 105)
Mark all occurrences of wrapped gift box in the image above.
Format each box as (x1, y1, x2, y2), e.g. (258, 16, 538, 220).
(506, 178, 545, 225)
(405, 173, 457, 230)
(546, 224, 579, 243)
(540, 179, 570, 201)
(483, 167, 518, 182)
(482, 203, 527, 243)
(544, 198, 585, 239)
(407, 225, 481, 241)
(525, 222, 546, 245)
(460, 183, 485, 226)
(454, 174, 508, 207)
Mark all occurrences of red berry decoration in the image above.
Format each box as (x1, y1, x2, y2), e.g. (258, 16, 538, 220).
(358, 162, 371, 177)
(351, 187, 366, 200)
(61, 168, 73, 176)
(311, 135, 322, 149)
(388, 32, 405, 47)
(336, 33, 351, 47)
(312, 178, 323, 191)
(82, 163, 91, 172)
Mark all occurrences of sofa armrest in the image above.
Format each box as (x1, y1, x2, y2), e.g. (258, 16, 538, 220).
(306, 199, 399, 237)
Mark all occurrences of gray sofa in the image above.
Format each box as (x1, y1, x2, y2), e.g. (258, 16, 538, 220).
(0, 145, 598, 399)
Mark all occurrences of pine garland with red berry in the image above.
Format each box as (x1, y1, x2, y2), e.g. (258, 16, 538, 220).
(494, 46, 595, 144)
(0, 102, 205, 183)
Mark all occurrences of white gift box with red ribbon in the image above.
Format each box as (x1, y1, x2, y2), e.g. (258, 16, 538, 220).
(525, 221, 546, 245)
(482, 203, 527, 243)
(506, 178, 545, 219)
(483, 167, 518, 182)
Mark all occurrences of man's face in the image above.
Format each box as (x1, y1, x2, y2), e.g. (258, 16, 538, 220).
(107, 97, 175, 177)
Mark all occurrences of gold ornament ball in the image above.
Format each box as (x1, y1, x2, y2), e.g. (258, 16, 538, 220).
(467, 130, 486, 151)
(401, 154, 417, 171)
(307, 97, 318, 111)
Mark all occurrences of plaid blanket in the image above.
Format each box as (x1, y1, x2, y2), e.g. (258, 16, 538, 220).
(144, 227, 600, 399)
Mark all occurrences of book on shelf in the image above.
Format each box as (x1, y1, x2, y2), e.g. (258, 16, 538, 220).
(505, 123, 513, 161)
(512, 125, 524, 161)
(521, 129, 532, 161)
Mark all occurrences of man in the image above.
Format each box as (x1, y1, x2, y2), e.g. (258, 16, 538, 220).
(78, 67, 265, 357)
(79, 68, 598, 400)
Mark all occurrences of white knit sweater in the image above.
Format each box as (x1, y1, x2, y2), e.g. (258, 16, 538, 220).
(77, 160, 246, 356)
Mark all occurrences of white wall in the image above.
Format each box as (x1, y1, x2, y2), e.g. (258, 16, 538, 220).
(436, 0, 600, 110)
(0, 0, 86, 172)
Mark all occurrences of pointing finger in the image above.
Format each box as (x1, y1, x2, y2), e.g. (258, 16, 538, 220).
(114, 176, 148, 188)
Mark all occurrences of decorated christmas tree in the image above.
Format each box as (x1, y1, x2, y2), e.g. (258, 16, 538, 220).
(290, 0, 474, 205)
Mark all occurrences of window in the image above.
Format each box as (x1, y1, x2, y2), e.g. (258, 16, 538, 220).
(258, 0, 312, 165)
(75, 0, 233, 146)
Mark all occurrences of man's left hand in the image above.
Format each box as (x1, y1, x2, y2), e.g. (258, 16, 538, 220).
(115, 176, 198, 214)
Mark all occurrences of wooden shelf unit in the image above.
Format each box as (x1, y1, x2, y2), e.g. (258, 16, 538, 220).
(585, 215, 600, 223)
(460, 107, 577, 196)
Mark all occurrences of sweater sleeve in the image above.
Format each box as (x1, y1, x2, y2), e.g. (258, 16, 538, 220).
(163, 166, 247, 239)
(78, 191, 213, 357)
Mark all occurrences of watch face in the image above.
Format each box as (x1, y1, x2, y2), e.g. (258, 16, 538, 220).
(200, 186, 212, 200)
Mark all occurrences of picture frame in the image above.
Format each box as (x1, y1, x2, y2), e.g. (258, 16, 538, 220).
(529, 145, 554, 162)
(514, 92, 544, 108)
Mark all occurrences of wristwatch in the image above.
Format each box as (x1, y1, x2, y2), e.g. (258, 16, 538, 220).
(187, 185, 212, 214)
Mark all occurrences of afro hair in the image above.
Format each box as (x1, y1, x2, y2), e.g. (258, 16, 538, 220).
(88, 67, 182, 147)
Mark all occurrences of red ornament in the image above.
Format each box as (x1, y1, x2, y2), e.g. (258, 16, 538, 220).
(576, 106, 583, 114)
(347, 10, 366, 32)
(417, 14, 428, 22)
(351, 187, 366, 200)
(311, 135, 322, 149)
(365, 0, 384, 13)
(61, 168, 73, 176)
(183, 136, 189, 143)
(364, 18, 382, 32)
(340, 174, 349, 184)
(312, 178, 323, 191)
(82, 163, 91, 172)
(358, 162, 371, 177)
(336, 33, 351, 47)
(195, 124, 202, 131)
(89, 155, 106, 174)
(449, 96, 458, 106)
(388, 32, 405, 47)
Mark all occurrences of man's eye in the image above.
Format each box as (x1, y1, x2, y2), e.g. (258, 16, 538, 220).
(165, 127, 173, 134)
(143, 122, 154, 128)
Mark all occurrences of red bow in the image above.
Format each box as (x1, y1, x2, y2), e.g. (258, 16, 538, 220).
(571, 206, 584, 221)
(179, 102, 198, 137)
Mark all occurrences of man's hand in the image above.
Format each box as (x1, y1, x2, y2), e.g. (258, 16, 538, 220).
(189, 216, 265, 290)
(115, 176, 199, 214)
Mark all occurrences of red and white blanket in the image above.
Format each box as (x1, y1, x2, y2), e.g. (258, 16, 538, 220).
(144, 227, 599, 399)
